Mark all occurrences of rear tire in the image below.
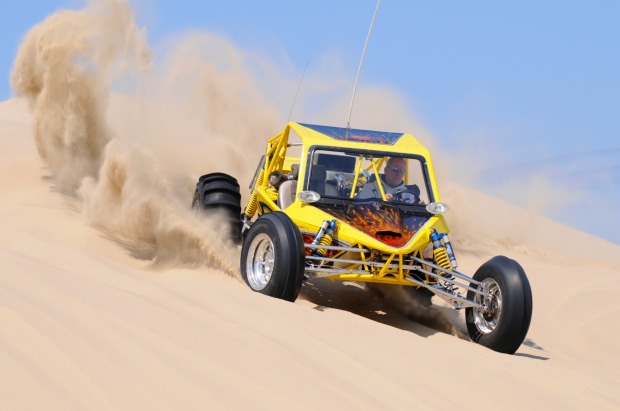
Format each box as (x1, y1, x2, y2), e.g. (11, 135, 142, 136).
(193, 173, 242, 243)
(241, 212, 305, 302)
(465, 256, 533, 354)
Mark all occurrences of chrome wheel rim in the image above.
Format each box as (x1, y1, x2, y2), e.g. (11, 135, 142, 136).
(245, 233, 275, 290)
(473, 278, 502, 334)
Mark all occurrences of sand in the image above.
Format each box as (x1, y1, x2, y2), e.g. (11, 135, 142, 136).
(3, 93, 620, 411)
(2, 1, 619, 409)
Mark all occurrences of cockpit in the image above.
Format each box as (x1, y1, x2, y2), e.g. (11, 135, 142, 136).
(303, 148, 432, 205)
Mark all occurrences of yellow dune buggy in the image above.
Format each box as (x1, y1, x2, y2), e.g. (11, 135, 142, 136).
(192, 122, 533, 354)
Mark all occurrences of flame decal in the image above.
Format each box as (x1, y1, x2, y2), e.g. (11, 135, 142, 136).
(299, 123, 404, 145)
(317, 202, 427, 247)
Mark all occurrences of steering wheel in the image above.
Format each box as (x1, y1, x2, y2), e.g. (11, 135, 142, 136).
(392, 189, 421, 204)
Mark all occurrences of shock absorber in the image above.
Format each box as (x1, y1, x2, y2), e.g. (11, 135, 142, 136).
(430, 230, 452, 272)
(312, 220, 336, 257)
(244, 169, 264, 219)
(440, 233, 458, 269)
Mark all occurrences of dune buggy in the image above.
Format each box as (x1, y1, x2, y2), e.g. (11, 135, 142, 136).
(192, 122, 533, 354)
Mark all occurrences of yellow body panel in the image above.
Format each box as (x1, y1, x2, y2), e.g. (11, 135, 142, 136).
(246, 122, 449, 287)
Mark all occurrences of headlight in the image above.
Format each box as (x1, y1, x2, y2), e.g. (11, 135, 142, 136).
(297, 191, 321, 203)
(426, 202, 449, 215)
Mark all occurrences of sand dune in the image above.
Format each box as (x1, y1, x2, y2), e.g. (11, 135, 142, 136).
(2, 0, 620, 409)
(2, 93, 619, 411)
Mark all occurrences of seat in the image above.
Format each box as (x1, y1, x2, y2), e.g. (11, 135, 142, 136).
(309, 165, 326, 194)
(309, 165, 338, 197)
(277, 179, 297, 210)
(324, 181, 339, 196)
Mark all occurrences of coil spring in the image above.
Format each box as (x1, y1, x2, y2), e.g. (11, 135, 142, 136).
(314, 233, 333, 257)
(433, 246, 452, 272)
(244, 169, 264, 218)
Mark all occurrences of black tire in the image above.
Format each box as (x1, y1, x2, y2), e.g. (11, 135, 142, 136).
(465, 256, 533, 354)
(193, 173, 242, 211)
(240, 212, 305, 302)
(193, 173, 242, 243)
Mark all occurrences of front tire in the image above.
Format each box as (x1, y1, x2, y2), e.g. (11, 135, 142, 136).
(465, 256, 533, 354)
(241, 212, 305, 302)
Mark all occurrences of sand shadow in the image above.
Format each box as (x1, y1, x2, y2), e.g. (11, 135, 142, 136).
(513, 352, 549, 361)
(516, 338, 548, 360)
(299, 277, 467, 339)
(522, 338, 545, 350)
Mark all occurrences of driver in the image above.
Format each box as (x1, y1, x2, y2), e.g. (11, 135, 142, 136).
(359, 157, 411, 201)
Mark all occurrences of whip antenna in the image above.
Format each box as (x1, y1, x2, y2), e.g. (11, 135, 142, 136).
(288, 61, 309, 122)
(346, 0, 381, 136)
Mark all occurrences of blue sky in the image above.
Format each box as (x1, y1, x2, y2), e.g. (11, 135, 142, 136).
(2, 0, 619, 243)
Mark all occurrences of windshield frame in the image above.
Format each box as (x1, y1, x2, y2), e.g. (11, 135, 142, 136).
(303, 145, 436, 207)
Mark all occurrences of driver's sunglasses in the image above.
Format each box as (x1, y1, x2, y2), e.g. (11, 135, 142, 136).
(391, 167, 406, 175)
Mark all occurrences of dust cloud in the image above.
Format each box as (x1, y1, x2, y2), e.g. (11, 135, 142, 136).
(9, 0, 277, 276)
(11, 0, 149, 193)
(366, 283, 468, 339)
